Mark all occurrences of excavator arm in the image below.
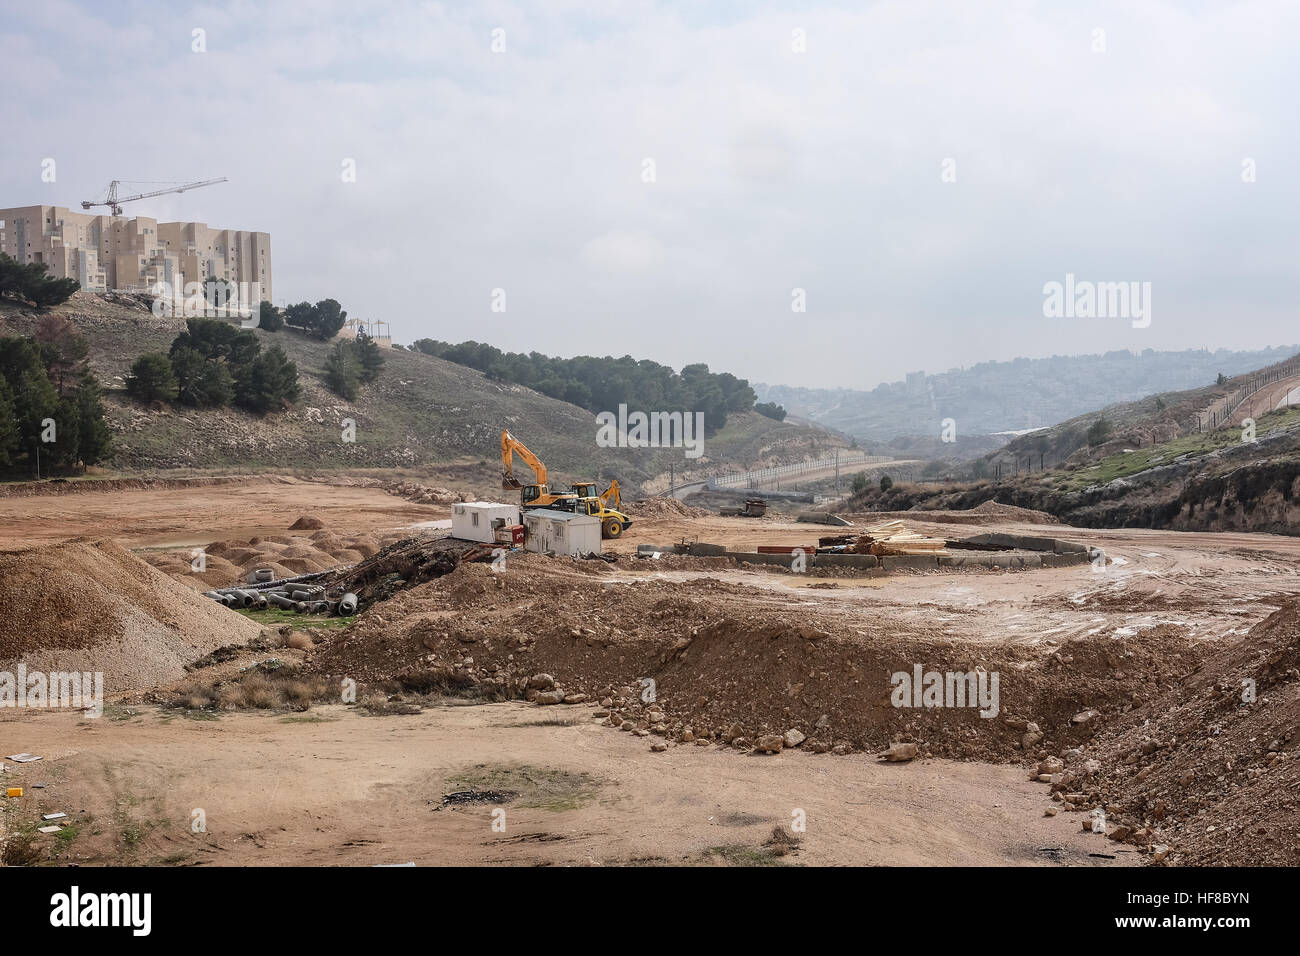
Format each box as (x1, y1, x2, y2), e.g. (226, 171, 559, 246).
(599, 479, 621, 510)
(501, 430, 548, 489)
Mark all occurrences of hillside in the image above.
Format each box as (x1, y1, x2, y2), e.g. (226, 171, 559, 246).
(842, 404, 1300, 536)
(758, 346, 1300, 443)
(0, 293, 849, 493)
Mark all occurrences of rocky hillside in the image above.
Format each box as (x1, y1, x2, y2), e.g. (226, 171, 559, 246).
(0, 293, 850, 493)
(845, 404, 1300, 535)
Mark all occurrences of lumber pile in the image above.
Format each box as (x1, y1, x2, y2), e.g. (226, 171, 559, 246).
(860, 520, 950, 557)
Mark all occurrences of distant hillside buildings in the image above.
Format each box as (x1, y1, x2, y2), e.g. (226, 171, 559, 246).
(0, 204, 271, 301)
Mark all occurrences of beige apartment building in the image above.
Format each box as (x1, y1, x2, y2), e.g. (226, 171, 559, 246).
(0, 204, 272, 301)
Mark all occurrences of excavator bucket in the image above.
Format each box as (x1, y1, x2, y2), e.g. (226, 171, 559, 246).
(502, 474, 522, 490)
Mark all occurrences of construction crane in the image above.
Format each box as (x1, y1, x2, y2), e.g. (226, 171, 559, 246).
(81, 178, 227, 216)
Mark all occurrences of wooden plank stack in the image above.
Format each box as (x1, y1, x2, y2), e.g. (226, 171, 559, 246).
(859, 520, 950, 557)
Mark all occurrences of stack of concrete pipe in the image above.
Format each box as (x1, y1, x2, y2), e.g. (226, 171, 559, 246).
(204, 571, 357, 618)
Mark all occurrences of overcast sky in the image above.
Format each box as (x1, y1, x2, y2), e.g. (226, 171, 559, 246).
(3, 0, 1296, 388)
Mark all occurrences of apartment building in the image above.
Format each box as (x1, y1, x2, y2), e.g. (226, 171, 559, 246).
(0, 204, 272, 301)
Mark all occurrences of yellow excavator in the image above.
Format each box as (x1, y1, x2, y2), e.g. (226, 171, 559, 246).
(500, 430, 632, 538)
(501, 430, 577, 509)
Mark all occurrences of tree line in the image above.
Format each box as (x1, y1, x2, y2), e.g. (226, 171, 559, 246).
(0, 316, 111, 474)
(409, 339, 758, 431)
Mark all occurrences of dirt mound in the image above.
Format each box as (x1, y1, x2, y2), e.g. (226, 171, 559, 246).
(624, 497, 707, 519)
(289, 515, 325, 530)
(967, 500, 1060, 524)
(307, 557, 1195, 762)
(1084, 599, 1300, 865)
(0, 539, 264, 692)
(142, 530, 408, 588)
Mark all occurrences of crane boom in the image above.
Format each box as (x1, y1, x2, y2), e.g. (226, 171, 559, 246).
(81, 177, 228, 216)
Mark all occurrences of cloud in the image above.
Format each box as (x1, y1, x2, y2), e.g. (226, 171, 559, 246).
(3, 0, 1297, 387)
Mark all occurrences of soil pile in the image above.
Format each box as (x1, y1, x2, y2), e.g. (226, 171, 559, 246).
(308, 557, 1196, 761)
(624, 497, 707, 519)
(1085, 599, 1300, 865)
(0, 539, 264, 691)
(143, 528, 406, 589)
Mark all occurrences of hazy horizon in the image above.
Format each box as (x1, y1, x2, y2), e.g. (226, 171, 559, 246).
(5, 0, 1297, 389)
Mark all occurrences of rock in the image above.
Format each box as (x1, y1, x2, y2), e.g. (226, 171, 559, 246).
(1021, 722, 1044, 749)
(755, 734, 784, 753)
(783, 729, 806, 749)
(1044, 807, 1058, 817)
(1081, 759, 1102, 775)
(1072, 709, 1099, 725)
(881, 742, 918, 762)
(527, 673, 556, 690)
(650, 741, 667, 752)
(1037, 757, 1065, 775)
(620, 720, 635, 731)
(814, 714, 831, 730)
(807, 740, 831, 754)
(1152, 844, 1170, 862)
(593, 710, 609, 718)
(831, 742, 854, 756)
(682, 729, 695, 742)
(732, 737, 752, 750)
(634, 728, 650, 737)
(694, 738, 711, 747)
(1108, 824, 1132, 841)
(562, 693, 587, 704)
(726, 722, 745, 743)
(535, 690, 565, 705)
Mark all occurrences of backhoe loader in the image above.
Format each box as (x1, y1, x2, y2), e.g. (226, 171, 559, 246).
(567, 479, 632, 539)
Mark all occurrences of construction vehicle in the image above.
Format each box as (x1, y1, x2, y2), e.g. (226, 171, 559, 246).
(500, 430, 578, 510)
(567, 480, 632, 539)
(81, 177, 227, 216)
(719, 497, 767, 518)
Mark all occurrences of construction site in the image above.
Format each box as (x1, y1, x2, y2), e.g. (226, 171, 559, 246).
(2, 418, 1298, 870)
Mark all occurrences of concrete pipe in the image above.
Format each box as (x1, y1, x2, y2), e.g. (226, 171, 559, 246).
(309, 601, 330, 614)
(267, 593, 298, 610)
(253, 568, 275, 582)
(339, 592, 358, 615)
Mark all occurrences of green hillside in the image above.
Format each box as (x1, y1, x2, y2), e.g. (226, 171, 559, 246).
(0, 293, 849, 493)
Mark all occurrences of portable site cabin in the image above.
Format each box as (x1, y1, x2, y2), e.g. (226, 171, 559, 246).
(522, 508, 602, 556)
(451, 501, 522, 544)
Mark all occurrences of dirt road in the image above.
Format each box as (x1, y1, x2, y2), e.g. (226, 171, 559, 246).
(0, 702, 1121, 867)
(0, 477, 440, 549)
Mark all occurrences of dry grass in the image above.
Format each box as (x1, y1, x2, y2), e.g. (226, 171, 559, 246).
(165, 669, 335, 714)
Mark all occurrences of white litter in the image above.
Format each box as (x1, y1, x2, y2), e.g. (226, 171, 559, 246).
(6, 754, 42, 763)
(42, 812, 67, 821)
(38, 825, 62, 834)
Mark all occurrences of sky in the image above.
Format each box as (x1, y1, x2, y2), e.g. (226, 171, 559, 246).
(2, 0, 1297, 388)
